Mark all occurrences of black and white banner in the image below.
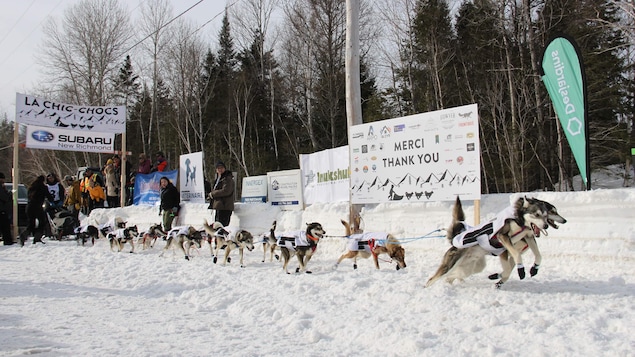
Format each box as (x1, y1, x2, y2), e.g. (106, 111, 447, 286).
(349, 104, 481, 203)
(26, 124, 114, 153)
(16, 93, 126, 133)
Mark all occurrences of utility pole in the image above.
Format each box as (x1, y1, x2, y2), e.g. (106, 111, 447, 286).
(346, 0, 362, 229)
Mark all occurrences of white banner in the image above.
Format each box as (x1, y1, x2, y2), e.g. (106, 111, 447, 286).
(25, 124, 114, 153)
(16, 93, 126, 133)
(179, 152, 205, 203)
(300, 146, 350, 205)
(267, 169, 303, 210)
(349, 104, 481, 203)
(241, 175, 267, 203)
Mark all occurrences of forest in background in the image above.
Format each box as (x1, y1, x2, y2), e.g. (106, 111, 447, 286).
(0, 0, 633, 195)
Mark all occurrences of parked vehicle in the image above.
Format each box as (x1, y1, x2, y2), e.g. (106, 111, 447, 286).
(4, 183, 28, 229)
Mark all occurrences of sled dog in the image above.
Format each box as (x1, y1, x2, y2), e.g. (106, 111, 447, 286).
(160, 226, 203, 260)
(261, 221, 280, 262)
(425, 196, 559, 288)
(107, 225, 139, 253)
(203, 221, 255, 268)
(74, 225, 99, 246)
(138, 224, 166, 250)
(334, 219, 406, 270)
(272, 221, 326, 274)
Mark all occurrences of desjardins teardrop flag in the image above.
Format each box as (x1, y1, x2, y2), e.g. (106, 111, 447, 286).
(541, 35, 590, 189)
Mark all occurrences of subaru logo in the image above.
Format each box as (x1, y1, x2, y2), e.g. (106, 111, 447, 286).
(32, 130, 54, 142)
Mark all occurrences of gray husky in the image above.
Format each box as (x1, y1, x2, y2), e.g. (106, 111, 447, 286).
(426, 196, 565, 288)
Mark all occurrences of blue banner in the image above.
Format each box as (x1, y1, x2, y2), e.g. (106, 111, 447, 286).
(133, 170, 178, 205)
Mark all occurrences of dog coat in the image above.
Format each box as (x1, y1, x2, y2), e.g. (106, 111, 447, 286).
(276, 230, 311, 251)
(168, 226, 191, 239)
(74, 225, 93, 234)
(346, 232, 389, 252)
(213, 226, 240, 242)
(108, 228, 132, 240)
(451, 205, 516, 255)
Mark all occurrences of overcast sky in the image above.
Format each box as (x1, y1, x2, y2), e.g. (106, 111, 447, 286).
(0, 0, 231, 121)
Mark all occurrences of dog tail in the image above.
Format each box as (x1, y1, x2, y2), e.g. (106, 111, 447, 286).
(447, 196, 466, 242)
(340, 219, 352, 236)
(269, 221, 277, 241)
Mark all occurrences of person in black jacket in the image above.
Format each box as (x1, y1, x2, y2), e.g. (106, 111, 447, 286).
(209, 161, 235, 227)
(20, 175, 54, 245)
(159, 176, 180, 231)
(0, 172, 13, 245)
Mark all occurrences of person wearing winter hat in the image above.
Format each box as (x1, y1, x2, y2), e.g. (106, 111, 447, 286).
(63, 175, 82, 220)
(159, 176, 180, 231)
(0, 172, 13, 245)
(209, 161, 234, 226)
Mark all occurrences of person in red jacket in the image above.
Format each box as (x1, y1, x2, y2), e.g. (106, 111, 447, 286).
(152, 151, 169, 172)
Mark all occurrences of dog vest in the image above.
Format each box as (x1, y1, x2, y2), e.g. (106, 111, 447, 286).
(346, 232, 389, 252)
(168, 226, 191, 239)
(213, 226, 239, 242)
(108, 228, 131, 240)
(276, 230, 311, 251)
(451, 205, 516, 255)
(74, 225, 92, 234)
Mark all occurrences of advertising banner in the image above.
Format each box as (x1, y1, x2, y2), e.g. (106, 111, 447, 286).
(349, 103, 481, 204)
(133, 170, 178, 206)
(16, 93, 126, 133)
(25, 124, 114, 153)
(179, 152, 205, 203)
(300, 146, 350, 205)
(541, 35, 589, 189)
(241, 175, 268, 203)
(267, 169, 303, 210)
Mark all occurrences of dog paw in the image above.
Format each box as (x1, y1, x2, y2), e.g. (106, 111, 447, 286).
(530, 264, 539, 277)
(275, 254, 280, 261)
(305, 270, 312, 274)
(185, 256, 190, 261)
(488, 273, 501, 280)
(396, 265, 400, 271)
(213, 257, 218, 264)
(495, 281, 504, 289)
(353, 264, 357, 270)
(295, 267, 300, 273)
(517, 267, 526, 280)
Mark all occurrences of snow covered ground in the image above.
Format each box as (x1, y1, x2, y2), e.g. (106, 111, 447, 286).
(1, 174, 634, 356)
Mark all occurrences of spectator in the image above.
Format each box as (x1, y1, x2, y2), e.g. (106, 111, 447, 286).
(79, 169, 93, 215)
(159, 176, 180, 231)
(88, 173, 106, 210)
(63, 175, 81, 220)
(152, 151, 169, 172)
(138, 153, 152, 174)
(103, 159, 119, 208)
(45, 173, 65, 212)
(0, 172, 13, 245)
(209, 161, 235, 227)
(20, 175, 53, 245)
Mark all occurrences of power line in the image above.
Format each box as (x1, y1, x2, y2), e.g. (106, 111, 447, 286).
(0, 0, 37, 47)
(122, 0, 205, 54)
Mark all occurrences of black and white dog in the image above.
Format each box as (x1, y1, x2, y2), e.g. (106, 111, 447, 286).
(261, 221, 280, 263)
(74, 225, 99, 246)
(272, 221, 326, 274)
(107, 225, 139, 253)
(426, 196, 563, 288)
(160, 225, 203, 260)
(203, 221, 255, 268)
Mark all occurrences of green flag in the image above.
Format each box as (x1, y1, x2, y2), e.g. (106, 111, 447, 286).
(541, 35, 589, 189)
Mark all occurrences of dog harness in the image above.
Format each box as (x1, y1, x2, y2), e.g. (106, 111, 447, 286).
(346, 232, 389, 252)
(108, 228, 132, 240)
(276, 230, 317, 252)
(74, 225, 92, 234)
(451, 205, 517, 255)
(168, 225, 191, 239)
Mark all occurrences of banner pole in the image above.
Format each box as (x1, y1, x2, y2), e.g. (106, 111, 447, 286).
(12, 119, 19, 241)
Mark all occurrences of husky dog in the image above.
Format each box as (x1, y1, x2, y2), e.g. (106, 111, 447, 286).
(425, 196, 556, 288)
(100, 217, 127, 238)
(160, 225, 203, 260)
(203, 221, 255, 268)
(138, 224, 166, 250)
(334, 219, 406, 270)
(488, 199, 567, 286)
(261, 221, 280, 263)
(107, 225, 139, 253)
(273, 221, 326, 274)
(74, 225, 99, 246)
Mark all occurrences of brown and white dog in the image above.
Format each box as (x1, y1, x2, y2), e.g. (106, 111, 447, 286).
(160, 225, 203, 260)
(203, 221, 255, 268)
(137, 224, 166, 250)
(334, 219, 407, 270)
(271, 221, 326, 274)
(107, 225, 139, 253)
(425, 196, 562, 288)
